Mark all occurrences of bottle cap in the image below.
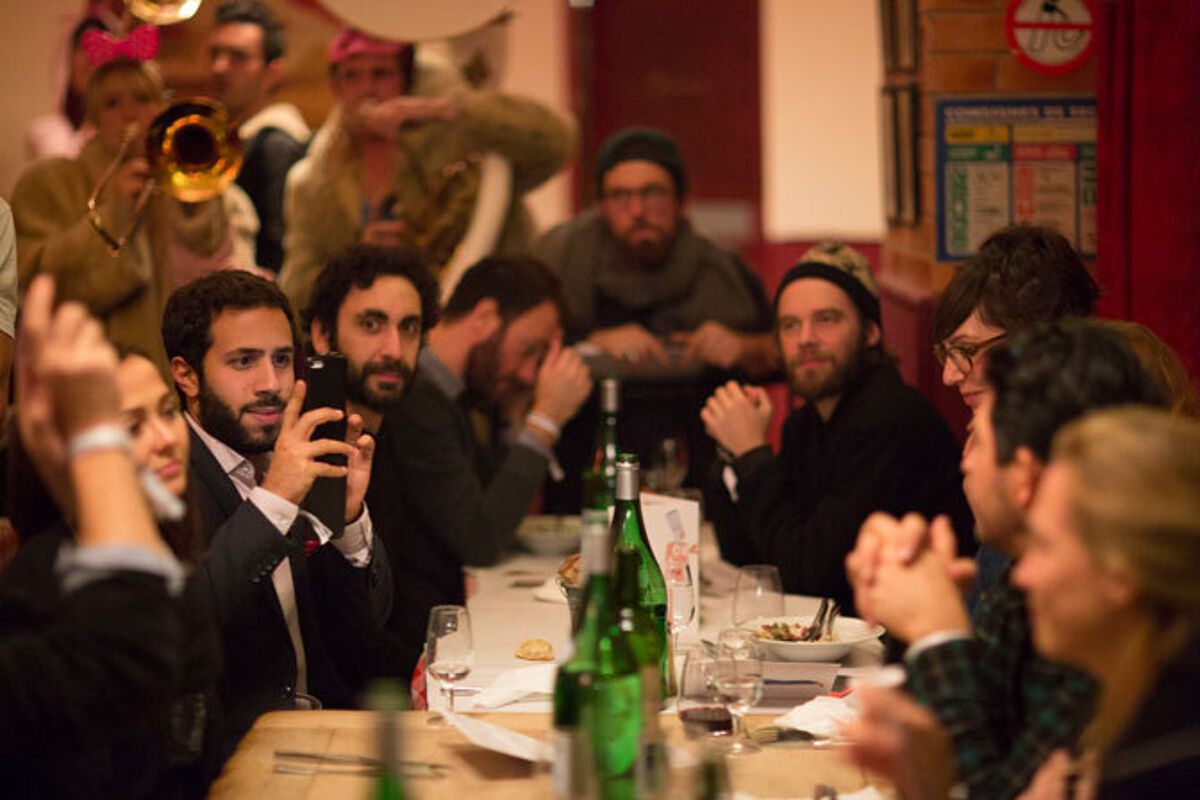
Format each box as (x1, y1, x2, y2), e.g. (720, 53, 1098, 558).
(600, 378, 620, 413)
(615, 453, 640, 500)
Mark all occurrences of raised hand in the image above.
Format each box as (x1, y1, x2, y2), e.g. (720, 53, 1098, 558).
(360, 96, 457, 139)
(17, 275, 122, 508)
(260, 381, 358, 506)
(700, 380, 773, 457)
(529, 338, 592, 428)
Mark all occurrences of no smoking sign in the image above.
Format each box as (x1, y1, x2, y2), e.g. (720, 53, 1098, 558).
(1005, 0, 1096, 76)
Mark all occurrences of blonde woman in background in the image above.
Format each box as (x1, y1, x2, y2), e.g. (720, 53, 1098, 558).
(11, 54, 258, 375)
(1014, 407, 1200, 797)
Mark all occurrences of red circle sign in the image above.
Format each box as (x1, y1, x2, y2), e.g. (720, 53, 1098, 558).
(1005, 0, 1096, 76)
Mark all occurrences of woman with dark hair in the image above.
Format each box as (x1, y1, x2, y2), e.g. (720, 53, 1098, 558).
(3, 298, 223, 796)
(0, 276, 190, 795)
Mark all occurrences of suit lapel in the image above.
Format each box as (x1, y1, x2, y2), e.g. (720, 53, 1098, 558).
(188, 428, 247, 529)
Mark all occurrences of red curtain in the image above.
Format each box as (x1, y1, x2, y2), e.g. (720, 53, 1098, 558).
(1095, 0, 1200, 383)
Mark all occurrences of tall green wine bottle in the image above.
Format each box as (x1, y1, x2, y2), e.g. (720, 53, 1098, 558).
(553, 516, 640, 799)
(365, 680, 408, 800)
(614, 547, 667, 797)
(581, 378, 620, 512)
(611, 454, 670, 699)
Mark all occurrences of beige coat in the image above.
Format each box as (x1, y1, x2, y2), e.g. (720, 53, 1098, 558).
(11, 138, 256, 374)
(279, 87, 577, 314)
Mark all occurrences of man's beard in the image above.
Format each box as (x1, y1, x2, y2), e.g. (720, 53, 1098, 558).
(464, 327, 533, 413)
(619, 222, 673, 267)
(786, 334, 871, 405)
(197, 382, 284, 455)
(346, 356, 414, 412)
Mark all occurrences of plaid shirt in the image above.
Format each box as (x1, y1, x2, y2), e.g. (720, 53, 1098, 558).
(906, 571, 1097, 799)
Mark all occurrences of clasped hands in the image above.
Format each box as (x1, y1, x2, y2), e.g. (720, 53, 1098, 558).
(588, 321, 748, 370)
(845, 512, 975, 644)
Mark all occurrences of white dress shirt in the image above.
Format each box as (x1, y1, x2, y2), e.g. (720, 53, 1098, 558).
(186, 414, 373, 696)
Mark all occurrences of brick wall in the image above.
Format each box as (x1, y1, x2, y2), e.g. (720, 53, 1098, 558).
(881, 0, 1097, 429)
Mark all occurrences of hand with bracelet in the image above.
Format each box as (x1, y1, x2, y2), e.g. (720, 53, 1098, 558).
(523, 337, 592, 446)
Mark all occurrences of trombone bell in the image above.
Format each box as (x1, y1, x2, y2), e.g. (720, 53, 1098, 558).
(129, 0, 203, 25)
(147, 98, 242, 203)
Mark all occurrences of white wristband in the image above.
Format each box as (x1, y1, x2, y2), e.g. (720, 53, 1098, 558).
(525, 411, 561, 441)
(66, 424, 132, 461)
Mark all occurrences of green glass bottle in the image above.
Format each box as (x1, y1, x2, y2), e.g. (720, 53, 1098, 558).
(366, 680, 408, 800)
(553, 517, 640, 799)
(581, 378, 620, 512)
(614, 547, 667, 797)
(611, 454, 670, 699)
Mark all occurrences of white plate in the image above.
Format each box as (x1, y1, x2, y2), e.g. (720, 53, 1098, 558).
(516, 515, 581, 556)
(750, 615, 884, 662)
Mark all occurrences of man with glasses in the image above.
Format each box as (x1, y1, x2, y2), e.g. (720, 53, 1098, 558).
(932, 224, 1100, 605)
(536, 127, 775, 375)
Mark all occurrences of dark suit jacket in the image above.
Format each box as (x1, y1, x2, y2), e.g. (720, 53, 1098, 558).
(367, 372, 548, 665)
(188, 429, 390, 760)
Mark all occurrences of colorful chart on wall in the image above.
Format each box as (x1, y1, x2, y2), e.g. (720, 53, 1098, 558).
(935, 96, 1096, 261)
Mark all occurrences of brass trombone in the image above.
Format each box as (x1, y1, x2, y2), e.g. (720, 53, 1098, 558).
(86, 0, 233, 253)
(87, 98, 243, 254)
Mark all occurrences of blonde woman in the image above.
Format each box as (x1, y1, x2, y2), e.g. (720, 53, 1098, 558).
(1015, 407, 1200, 797)
(12, 54, 257, 375)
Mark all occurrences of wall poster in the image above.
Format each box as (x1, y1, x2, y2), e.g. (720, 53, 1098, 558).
(935, 96, 1096, 261)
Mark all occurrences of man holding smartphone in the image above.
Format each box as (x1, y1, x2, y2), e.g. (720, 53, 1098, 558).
(304, 244, 441, 680)
(161, 270, 388, 761)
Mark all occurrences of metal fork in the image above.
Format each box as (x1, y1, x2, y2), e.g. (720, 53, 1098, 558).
(802, 598, 831, 642)
(820, 601, 841, 641)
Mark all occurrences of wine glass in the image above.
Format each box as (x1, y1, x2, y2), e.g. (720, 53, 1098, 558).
(713, 629, 764, 755)
(668, 566, 696, 691)
(646, 436, 688, 494)
(676, 648, 732, 739)
(426, 605, 474, 714)
(731, 565, 784, 629)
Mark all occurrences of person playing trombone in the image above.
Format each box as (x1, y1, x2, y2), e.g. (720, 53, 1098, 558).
(11, 43, 259, 376)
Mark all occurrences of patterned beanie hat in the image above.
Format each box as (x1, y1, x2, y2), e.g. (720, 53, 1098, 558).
(774, 242, 881, 327)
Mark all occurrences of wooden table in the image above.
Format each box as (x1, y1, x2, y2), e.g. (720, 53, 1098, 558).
(210, 710, 887, 799)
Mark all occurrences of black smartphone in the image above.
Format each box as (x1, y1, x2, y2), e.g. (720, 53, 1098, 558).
(301, 353, 348, 539)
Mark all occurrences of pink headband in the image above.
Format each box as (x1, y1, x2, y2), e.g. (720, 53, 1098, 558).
(326, 29, 408, 65)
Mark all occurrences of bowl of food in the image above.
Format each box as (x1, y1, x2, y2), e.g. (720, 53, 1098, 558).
(751, 615, 884, 662)
(517, 515, 582, 556)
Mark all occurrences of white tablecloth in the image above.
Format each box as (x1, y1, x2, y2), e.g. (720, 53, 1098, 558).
(427, 525, 883, 713)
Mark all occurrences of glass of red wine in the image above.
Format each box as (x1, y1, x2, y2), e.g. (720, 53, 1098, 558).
(677, 648, 733, 739)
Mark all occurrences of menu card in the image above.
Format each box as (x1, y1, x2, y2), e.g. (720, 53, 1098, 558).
(639, 491, 701, 644)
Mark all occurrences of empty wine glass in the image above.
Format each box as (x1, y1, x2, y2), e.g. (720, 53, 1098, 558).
(646, 436, 688, 493)
(668, 566, 696, 690)
(713, 629, 764, 755)
(426, 605, 473, 714)
(731, 565, 784, 629)
(676, 648, 732, 739)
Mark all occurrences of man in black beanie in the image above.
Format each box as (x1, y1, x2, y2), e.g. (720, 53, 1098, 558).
(535, 127, 776, 376)
(701, 242, 974, 612)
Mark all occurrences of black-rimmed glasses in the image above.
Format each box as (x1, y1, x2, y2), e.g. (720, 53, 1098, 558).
(933, 333, 1007, 374)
